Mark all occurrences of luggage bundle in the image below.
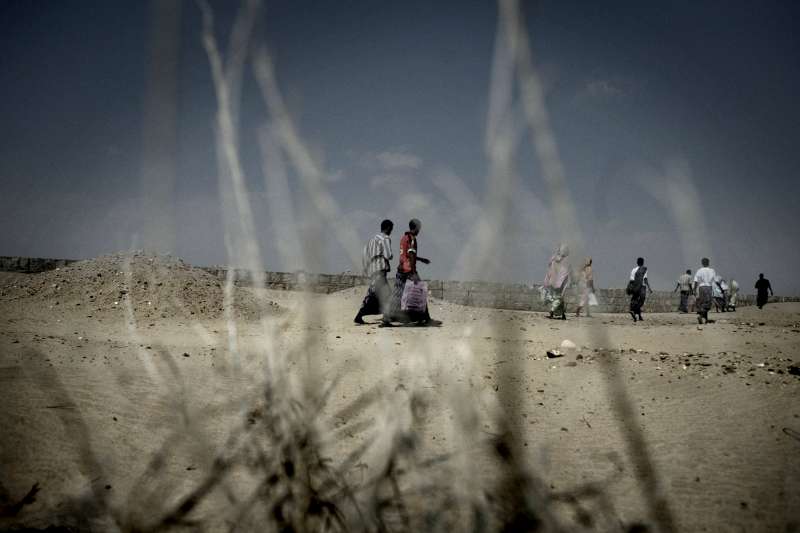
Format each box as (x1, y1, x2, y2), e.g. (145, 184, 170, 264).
(400, 280, 428, 312)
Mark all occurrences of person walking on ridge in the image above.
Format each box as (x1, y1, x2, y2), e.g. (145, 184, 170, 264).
(755, 273, 773, 309)
(674, 269, 693, 313)
(727, 278, 739, 311)
(387, 219, 441, 326)
(693, 257, 717, 324)
(575, 257, 595, 318)
(543, 244, 570, 320)
(354, 219, 394, 326)
(712, 275, 727, 313)
(628, 257, 652, 322)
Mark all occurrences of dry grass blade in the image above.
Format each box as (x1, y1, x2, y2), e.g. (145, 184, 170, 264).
(500, 1, 676, 531)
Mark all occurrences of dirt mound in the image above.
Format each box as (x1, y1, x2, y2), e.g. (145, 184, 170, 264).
(0, 252, 283, 321)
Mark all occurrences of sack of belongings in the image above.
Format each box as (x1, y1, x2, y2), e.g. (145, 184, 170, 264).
(401, 280, 428, 313)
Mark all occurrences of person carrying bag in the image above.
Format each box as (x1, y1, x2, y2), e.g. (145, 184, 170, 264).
(385, 218, 442, 327)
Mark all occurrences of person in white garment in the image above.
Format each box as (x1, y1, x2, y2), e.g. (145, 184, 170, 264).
(693, 257, 717, 324)
(727, 279, 739, 311)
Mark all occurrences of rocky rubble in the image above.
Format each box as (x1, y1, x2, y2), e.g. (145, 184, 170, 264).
(0, 252, 283, 321)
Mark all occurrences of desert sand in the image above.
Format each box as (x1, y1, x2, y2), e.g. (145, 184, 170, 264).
(1, 254, 798, 532)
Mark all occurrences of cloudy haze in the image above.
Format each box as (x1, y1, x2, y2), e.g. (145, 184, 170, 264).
(1, 0, 798, 293)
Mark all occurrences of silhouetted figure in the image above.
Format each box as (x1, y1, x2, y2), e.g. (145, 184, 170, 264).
(755, 273, 773, 309)
(355, 219, 394, 326)
(674, 269, 693, 313)
(693, 257, 717, 324)
(627, 257, 652, 322)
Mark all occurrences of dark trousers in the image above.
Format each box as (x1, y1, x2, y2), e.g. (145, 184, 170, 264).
(357, 272, 392, 321)
(679, 290, 691, 312)
(696, 286, 712, 319)
(630, 288, 646, 316)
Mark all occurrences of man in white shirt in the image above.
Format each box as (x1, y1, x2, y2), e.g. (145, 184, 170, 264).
(693, 257, 717, 324)
(628, 257, 652, 322)
(354, 219, 394, 325)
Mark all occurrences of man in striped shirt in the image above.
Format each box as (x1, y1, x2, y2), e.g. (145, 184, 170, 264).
(354, 219, 394, 325)
(673, 269, 693, 313)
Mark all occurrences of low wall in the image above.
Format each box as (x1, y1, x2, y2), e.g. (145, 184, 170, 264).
(202, 269, 780, 314)
(4, 256, 798, 314)
(200, 268, 370, 294)
(0, 256, 77, 273)
(427, 282, 763, 314)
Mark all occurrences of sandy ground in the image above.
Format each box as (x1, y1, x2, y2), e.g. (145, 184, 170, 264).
(1, 263, 799, 532)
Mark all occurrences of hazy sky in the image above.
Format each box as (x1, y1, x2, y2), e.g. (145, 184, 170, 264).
(1, 1, 798, 292)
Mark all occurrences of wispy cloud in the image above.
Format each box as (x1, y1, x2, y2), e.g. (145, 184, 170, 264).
(359, 150, 423, 171)
(584, 78, 624, 98)
(325, 169, 345, 183)
(398, 192, 431, 212)
(378, 151, 422, 169)
(572, 77, 646, 109)
(360, 148, 424, 192)
(368, 173, 414, 190)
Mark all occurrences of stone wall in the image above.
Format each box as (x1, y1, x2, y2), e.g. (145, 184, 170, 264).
(200, 268, 369, 294)
(424, 281, 764, 314)
(125, 266, 800, 313)
(4, 256, 798, 313)
(0, 256, 77, 273)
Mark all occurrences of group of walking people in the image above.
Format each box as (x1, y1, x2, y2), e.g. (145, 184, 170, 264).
(540, 250, 776, 324)
(353, 218, 440, 327)
(676, 262, 773, 324)
(692, 258, 726, 324)
(541, 247, 654, 323)
(674, 268, 739, 314)
(541, 245, 596, 320)
(354, 221, 776, 326)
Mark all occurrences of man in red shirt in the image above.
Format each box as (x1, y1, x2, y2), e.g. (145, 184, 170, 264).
(398, 219, 428, 277)
(385, 219, 441, 326)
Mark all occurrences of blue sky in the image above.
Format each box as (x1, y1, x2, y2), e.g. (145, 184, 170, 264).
(1, 1, 798, 292)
